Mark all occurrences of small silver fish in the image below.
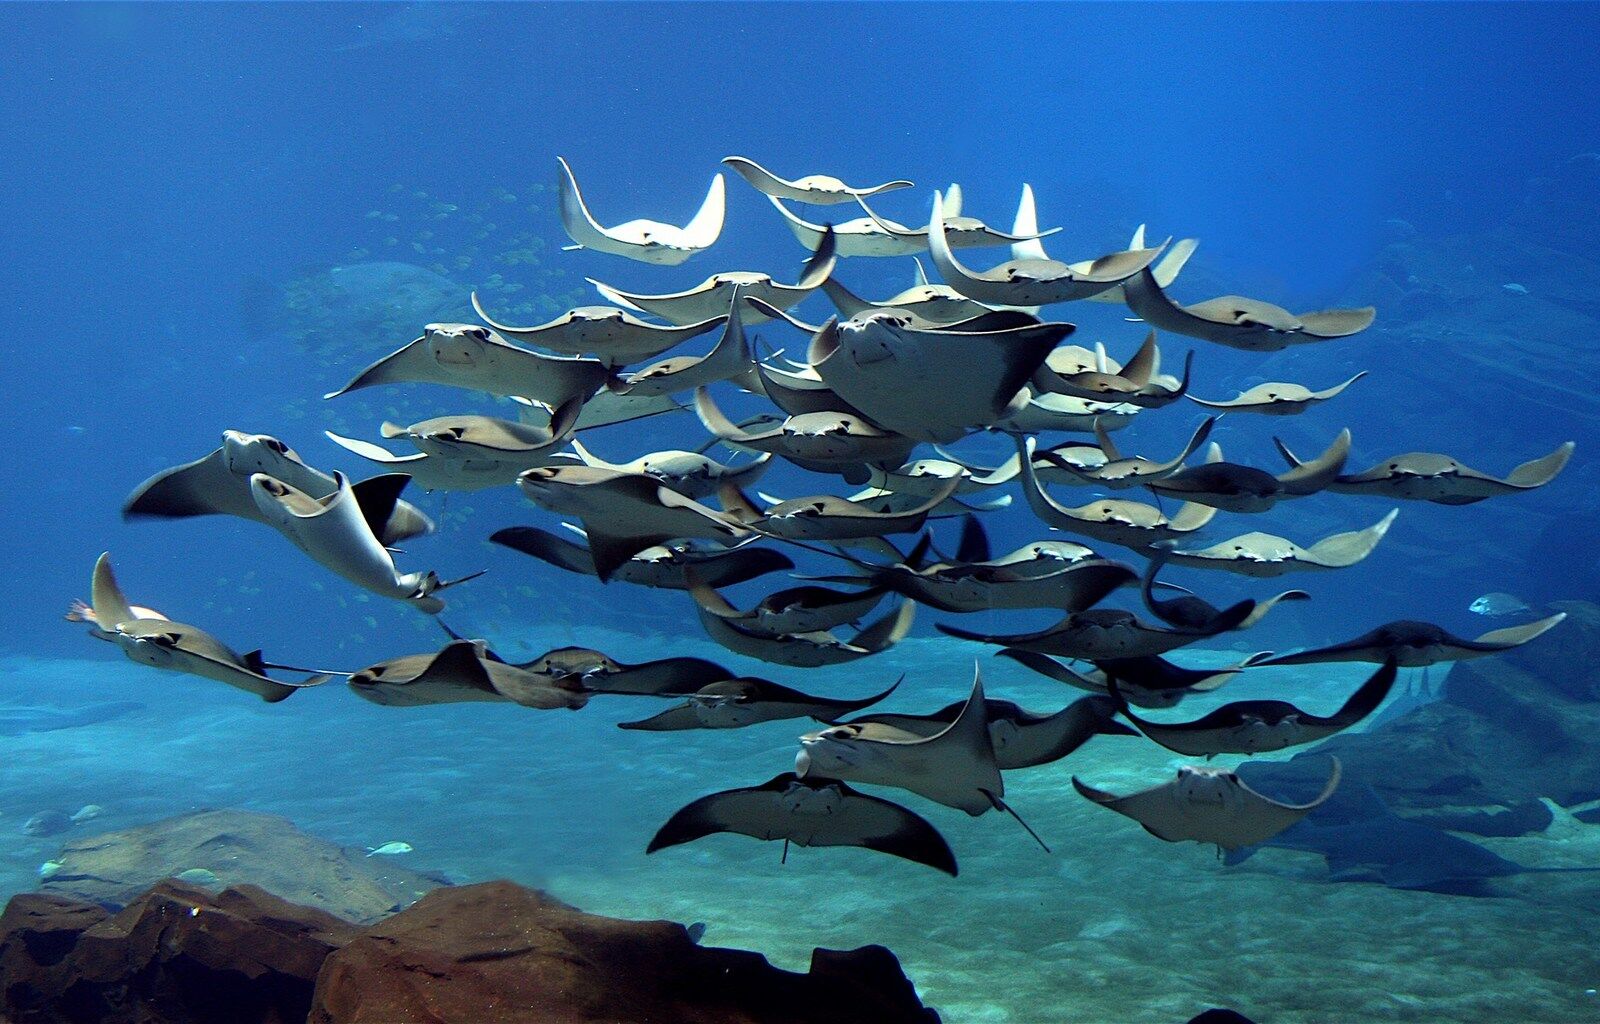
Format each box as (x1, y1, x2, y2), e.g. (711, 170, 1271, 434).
(1470, 592, 1532, 616)
(365, 841, 414, 857)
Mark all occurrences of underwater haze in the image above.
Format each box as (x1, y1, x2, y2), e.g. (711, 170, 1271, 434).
(3, 3, 1600, 1022)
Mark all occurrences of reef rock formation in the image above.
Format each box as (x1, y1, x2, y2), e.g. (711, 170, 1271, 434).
(38, 809, 445, 924)
(0, 880, 940, 1024)
(0, 880, 358, 1024)
(309, 881, 940, 1024)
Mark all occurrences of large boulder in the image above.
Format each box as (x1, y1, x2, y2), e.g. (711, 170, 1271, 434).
(39, 809, 445, 925)
(0, 881, 359, 1024)
(309, 881, 941, 1024)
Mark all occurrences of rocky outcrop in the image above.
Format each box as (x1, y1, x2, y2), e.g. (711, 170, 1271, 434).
(38, 809, 445, 925)
(308, 881, 940, 1024)
(0, 880, 358, 1024)
(1, 880, 941, 1024)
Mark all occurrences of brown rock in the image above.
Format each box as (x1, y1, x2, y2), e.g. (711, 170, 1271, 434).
(1, 881, 360, 1024)
(309, 880, 940, 1024)
(40, 809, 444, 925)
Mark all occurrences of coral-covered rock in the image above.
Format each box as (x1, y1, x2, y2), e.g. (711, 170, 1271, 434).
(0, 881, 360, 1024)
(309, 880, 941, 1024)
(39, 809, 444, 924)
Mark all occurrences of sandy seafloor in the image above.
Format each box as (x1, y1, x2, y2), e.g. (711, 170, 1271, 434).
(4, 631, 1599, 1024)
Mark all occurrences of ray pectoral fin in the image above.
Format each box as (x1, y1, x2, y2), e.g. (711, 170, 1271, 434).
(348, 473, 415, 543)
(1473, 611, 1566, 647)
(122, 448, 252, 521)
(585, 527, 675, 584)
(1503, 441, 1575, 488)
(490, 526, 598, 576)
(850, 601, 915, 652)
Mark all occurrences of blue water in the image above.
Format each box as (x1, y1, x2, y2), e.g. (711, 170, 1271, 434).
(4, 4, 1600, 1021)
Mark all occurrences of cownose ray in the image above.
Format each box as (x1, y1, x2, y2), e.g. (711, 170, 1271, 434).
(861, 457, 1002, 499)
(747, 359, 868, 419)
(1275, 438, 1575, 505)
(377, 395, 584, 465)
(722, 155, 913, 204)
(690, 582, 916, 668)
(323, 323, 613, 409)
(1146, 431, 1352, 513)
(323, 431, 527, 492)
(490, 525, 792, 590)
(999, 648, 1245, 710)
(743, 291, 1041, 338)
(821, 264, 1007, 326)
(1189, 372, 1367, 415)
(938, 603, 1254, 661)
(568, 439, 770, 501)
(556, 155, 723, 265)
(611, 288, 762, 397)
(854, 182, 1067, 252)
(514, 463, 754, 583)
(249, 472, 482, 614)
(693, 386, 917, 484)
(618, 675, 901, 731)
(997, 390, 1141, 434)
(932, 436, 1110, 489)
(1031, 330, 1195, 410)
(1072, 756, 1343, 852)
(1141, 542, 1310, 632)
(1110, 659, 1398, 758)
(588, 226, 837, 326)
(717, 479, 961, 542)
(496, 641, 730, 697)
(926, 185, 1167, 305)
(123, 430, 433, 546)
(469, 293, 725, 366)
(687, 578, 893, 637)
(772, 185, 1059, 259)
(845, 694, 1137, 770)
(85, 554, 333, 703)
(1073, 223, 1199, 306)
(798, 666, 1049, 848)
(1122, 266, 1375, 351)
(1033, 417, 1217, 489)
(1244, 613, 1567, 669)
(1015, 435, 1217, 551)
(1161, 509, 1399, 578)
(806, 309, 1075, 443)
(346, 638, 591, 710)
(647, 772, 958, 876)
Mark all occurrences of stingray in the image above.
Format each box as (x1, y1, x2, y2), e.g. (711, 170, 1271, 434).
(821, 268, 1001, 326)
(1015, 436, 1217, 550)
(323, 431, 527, 492)
(1162, 509, 1398, 578)
(1140, 544, 1309, 632)
(557, 156, 723, 265)
(1275, 439, 1575, 505)
(323, 323, 613, 408)
(589, 227, 836, 326)
(718, 479, 961, 542)
(1031, 331, 1194, 410)
(470, 294, 725, 365)
(763, 194, 930, 258)
(568, 440, 770, 501)
(722, 156, 913, 204)
(688, 579, 892, 637)
(1112, 660, 1397, 758)
(744, 292, 1040, 338)
(1245, 613, 1567, 669)
(854, 182, 1066, 253)
(1146, 430, 1351, 513)
(845, 694, 1136, 770)
(123, 430, 433, 546)
(619, 675, 901, 731)
(997, 390, 1142, 434)
(692, 589, 915, 668)
(1073, 757, 1343, 851)
(998, 649, 1242, 709)
(1035, 417, 1216, 489)
(377, 397, 583, 465)
(86, 554, 333, 702)
(1189, 372, 1366, 415)
(927, 186, 1166, 305)
(647, 772, 958, 875)
(1122, 267, 1376, 351)
(806, 309, 1074, 443)
(485, 641, 731, 697)
(347, 638, 591, 710)
(1077, 223, 1200, 306)
(515, 464, 754, 582)
(693, 386, 918, 482)
(250, 472, 481, 613)
(611, 289, 761, 397)
(939, 605, 1250, 661)
(1224, 767, 1600, 894)
(491, 526, 792, 590)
